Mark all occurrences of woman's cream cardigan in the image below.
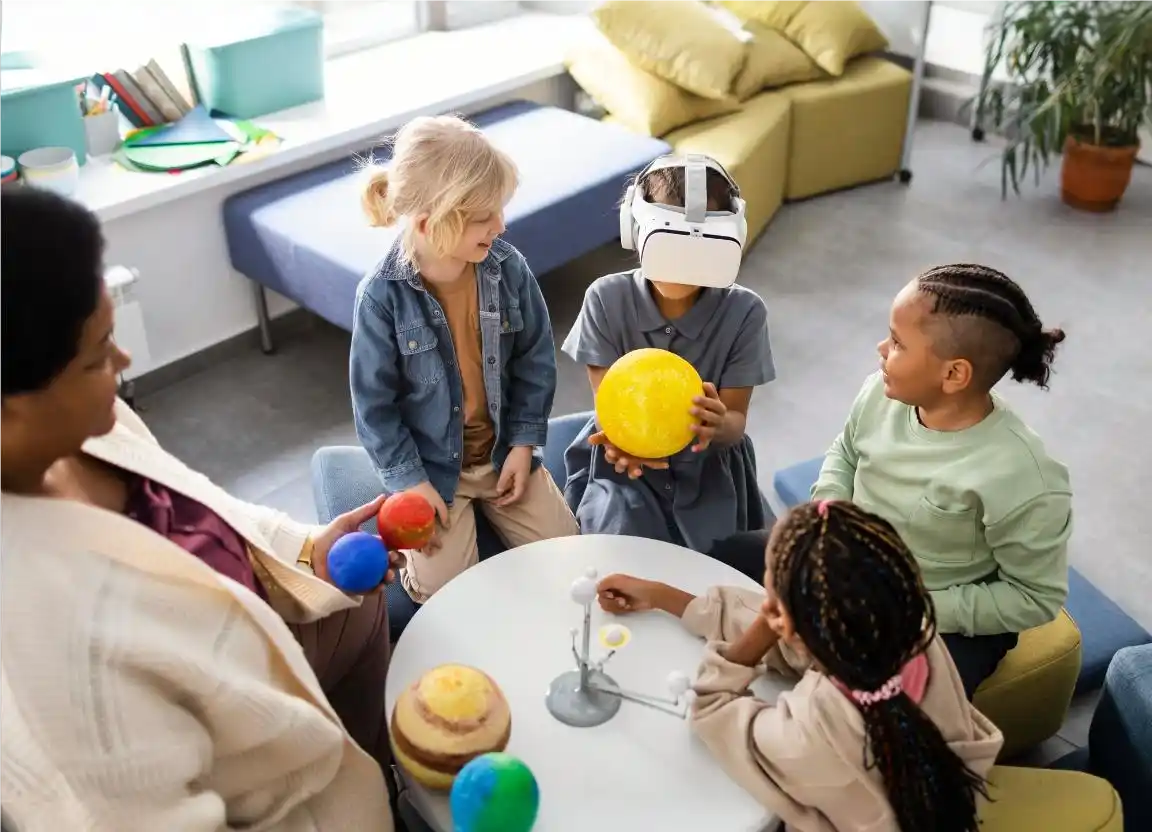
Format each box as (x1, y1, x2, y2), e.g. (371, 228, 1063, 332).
(1, 401, 393, 832)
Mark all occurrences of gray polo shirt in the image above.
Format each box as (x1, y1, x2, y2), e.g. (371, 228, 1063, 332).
(561, 270, 775, 552)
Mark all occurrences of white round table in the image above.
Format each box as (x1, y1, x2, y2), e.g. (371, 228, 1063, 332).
(386, 534, 790, 832)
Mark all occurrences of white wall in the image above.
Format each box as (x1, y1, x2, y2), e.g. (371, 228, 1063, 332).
(109, 76, 569, 377)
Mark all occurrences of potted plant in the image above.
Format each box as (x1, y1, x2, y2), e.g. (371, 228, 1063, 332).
(973, 0, 1152, 211)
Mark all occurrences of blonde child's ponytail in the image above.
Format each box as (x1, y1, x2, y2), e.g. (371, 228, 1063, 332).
(362, 166, 398, 228)
(360, 114, 519, 264)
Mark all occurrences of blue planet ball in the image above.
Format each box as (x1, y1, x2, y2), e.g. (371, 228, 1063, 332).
(450, 752, 539, 832)
(326, 531, 388, 593)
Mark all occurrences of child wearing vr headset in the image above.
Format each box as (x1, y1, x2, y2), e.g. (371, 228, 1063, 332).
(562, 154, 775, 555)
(351, 115, 578, 604)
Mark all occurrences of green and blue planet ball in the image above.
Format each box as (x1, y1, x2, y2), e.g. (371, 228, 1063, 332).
(450, 752, 539, 832)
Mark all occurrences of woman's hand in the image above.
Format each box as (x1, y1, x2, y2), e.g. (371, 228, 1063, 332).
(596, 573, 695, 617)
(493, 445, 533, 507)
(690, 382, 728, 452)
(405, 481, 451, 553)
(310, 496, 404, 592)
(588, 432, 669, 479)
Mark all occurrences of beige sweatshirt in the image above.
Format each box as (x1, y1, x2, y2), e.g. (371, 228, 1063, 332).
(1, 401, 392, 832)
(684, 587, 1003, 832)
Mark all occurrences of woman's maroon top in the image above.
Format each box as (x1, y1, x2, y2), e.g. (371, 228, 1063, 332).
(125, 474, 269, 602)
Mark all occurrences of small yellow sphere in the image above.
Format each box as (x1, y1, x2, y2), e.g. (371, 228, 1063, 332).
(390, 665, 511, 791)
(595, 348, 703, 459)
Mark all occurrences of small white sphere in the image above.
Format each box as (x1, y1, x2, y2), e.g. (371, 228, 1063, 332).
(570, 576, 597, 605)
(584, 567, 599, 579)
(667, 671, 691, 697)
(603, 625, 626, 647)
(683, 689, 698, 706)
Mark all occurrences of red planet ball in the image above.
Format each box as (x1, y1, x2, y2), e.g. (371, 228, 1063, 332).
(377, 491, 436, 550)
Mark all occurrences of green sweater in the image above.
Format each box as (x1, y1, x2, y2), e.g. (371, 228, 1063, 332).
(813, 373, 1071, 637)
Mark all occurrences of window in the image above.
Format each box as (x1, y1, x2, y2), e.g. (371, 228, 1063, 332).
(441, 1, 521, 30)
(288, 2, 421, 58)
(1, 1, 532, 71)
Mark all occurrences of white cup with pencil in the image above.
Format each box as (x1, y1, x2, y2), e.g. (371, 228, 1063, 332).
(81, 83, 121, 157)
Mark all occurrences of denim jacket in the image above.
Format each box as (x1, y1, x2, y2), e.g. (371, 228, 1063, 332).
(350, 237, 556, 505)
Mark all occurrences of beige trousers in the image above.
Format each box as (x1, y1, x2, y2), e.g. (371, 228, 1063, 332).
(400, 463, 578, 602)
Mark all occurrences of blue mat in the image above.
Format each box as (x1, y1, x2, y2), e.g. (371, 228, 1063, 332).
(773, 456, 1151, 693)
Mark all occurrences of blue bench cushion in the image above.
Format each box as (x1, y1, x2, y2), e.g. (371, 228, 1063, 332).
(772, 456, 1152, 694)
(224, 100, 670, 331)
(772, 456, 823, 507)
(1068, 569, 1152, 693)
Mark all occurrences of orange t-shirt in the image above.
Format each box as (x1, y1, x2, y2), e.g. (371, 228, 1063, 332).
(426, 268, 495, 467)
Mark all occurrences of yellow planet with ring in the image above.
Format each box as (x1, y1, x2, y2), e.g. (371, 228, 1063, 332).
(596, 348, 703, 459)
(390, 664, 512, 790)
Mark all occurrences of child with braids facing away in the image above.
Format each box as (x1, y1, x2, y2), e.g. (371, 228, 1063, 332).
(597, 501, 1003, 832)
(813, 264, 1072, 697)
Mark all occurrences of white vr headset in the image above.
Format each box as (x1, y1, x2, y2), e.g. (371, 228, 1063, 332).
(619, 153, 748, 288)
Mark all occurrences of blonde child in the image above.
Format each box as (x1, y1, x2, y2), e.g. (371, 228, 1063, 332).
(352, 115, 577, 603)
(598, 501, 1003, 832)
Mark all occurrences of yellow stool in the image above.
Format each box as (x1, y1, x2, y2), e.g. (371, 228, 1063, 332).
(777, 56, 911, 200)
(973, 609, 1082, 759)
(982, 766, 1123, 831)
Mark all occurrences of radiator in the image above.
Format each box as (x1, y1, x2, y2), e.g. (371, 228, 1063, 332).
(105, 265, 151, 383)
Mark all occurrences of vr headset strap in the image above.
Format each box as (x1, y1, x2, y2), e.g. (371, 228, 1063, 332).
(683, 155, 708, 224)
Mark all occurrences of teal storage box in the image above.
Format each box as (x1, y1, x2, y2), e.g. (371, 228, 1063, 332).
(1, 70, 87, 165)
(185, 7, 324, 119)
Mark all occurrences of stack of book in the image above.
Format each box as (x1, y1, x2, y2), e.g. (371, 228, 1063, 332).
(92, 50, 199, 129)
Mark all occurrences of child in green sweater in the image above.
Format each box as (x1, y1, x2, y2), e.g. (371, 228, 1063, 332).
(811, 263, 1072, 697)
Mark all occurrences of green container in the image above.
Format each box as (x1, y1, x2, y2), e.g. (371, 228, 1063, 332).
(1, 70, 87, 165)
(185, 7, 324, 119)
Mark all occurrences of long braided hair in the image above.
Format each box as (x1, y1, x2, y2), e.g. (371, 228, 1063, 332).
(916, 263, 1066, 389)
(771, 501, 989, 832)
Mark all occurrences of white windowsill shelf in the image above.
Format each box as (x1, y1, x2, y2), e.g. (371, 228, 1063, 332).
(75, 12, 590, 223)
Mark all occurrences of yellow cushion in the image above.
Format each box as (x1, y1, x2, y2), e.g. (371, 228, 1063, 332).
(974, 609, 1082, 759)
(592, 0, 749, 100)
(662, 90, 792, 245)
(777, 56, 910, 200)
(732, 21, 825, 101)
(721, 1, 888, 76)
(981, 767, 1123, 831)
(566, 33, 739, 138)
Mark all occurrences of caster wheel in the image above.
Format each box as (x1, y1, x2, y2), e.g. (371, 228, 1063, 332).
(898, 169, 913, 184)
(971, 126, 986, 142)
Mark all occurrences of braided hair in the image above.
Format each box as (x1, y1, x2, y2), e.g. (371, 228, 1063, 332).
(771, 501, 989, 832)
(916, 263, 1065, 390)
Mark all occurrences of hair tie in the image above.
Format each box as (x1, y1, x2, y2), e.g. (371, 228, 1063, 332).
(850, 674, 904, 707)
(816, 500, 831, 518)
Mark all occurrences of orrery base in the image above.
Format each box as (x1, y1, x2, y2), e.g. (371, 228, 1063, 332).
(545, 669, 622, 727)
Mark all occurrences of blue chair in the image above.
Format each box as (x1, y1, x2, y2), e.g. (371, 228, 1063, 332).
(311, 412, 591, 640)
(1051, 644, 1152, 831)
(772, 456, 1152, 694)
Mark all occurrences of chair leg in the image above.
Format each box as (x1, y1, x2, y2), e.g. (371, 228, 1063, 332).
(252, 282, 275, 355)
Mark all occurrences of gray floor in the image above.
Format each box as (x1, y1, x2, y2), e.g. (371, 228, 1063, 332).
(139, 120, 1151, 762)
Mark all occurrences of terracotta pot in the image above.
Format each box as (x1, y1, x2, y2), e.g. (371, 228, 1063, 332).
(1060, 135, 1140, 212)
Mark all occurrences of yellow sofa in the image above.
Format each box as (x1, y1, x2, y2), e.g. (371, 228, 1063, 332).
(601, 55, 911, 245)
